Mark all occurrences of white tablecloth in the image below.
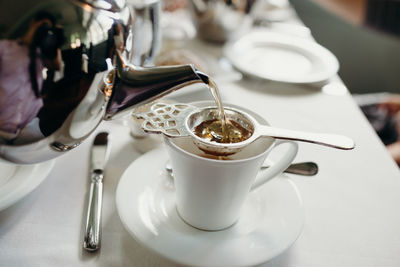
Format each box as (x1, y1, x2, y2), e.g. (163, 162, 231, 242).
(1, 7, 400, 267)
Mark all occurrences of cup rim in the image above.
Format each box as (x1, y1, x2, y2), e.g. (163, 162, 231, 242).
(164, 135, 275, 164)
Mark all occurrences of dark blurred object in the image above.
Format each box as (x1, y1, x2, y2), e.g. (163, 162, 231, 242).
(355, 93, 400, 166)
(360, 104, 398, 145)
(355, 93, 399, 145)
(365, 0, 400, 36)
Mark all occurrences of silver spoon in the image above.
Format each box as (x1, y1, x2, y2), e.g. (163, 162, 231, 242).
(165, 160, 318, 177)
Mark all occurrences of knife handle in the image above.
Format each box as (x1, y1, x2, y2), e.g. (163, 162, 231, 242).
(83, 169, 104, 252)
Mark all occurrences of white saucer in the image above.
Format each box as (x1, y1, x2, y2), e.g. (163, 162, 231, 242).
(116, 148, 304, 266)
(225, 30, 339, 84)
(0, 160, 55, 211)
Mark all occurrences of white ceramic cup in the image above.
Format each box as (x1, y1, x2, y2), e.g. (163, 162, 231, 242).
(164, 133, 298, 231)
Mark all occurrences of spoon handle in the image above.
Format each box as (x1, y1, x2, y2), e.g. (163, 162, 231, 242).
(262, 162, 318, 176)
(258, 125, 355, 150)
(166, 160, 318, 176)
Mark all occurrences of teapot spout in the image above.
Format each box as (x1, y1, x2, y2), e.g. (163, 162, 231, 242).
(104, 51, 204, 120)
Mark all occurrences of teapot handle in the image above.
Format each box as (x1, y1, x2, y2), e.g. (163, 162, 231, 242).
(127, 0, 162, 66)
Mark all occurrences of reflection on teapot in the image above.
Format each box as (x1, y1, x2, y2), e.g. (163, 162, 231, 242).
(189, 0, 255, 43)
(0, 0, 209, 164)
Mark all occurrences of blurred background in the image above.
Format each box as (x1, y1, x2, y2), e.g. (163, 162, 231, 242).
(290, 0, 400, 95)
(1, 0, 399, 95)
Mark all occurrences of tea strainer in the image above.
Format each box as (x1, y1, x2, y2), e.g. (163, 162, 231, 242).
(133, 103, 355, 155)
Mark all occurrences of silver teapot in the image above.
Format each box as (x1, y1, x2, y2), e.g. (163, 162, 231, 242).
(0, 0, 209, 164)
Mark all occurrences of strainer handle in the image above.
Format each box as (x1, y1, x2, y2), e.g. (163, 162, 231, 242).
(258, 125, 355, 150)
(251, 140, 298, 191)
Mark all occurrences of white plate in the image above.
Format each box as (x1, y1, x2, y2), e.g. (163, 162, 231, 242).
(0, 160, 55, 211)
(116, 148, 304, 266)
(225, 30, 339, 84)
(252, 0, 294, 22)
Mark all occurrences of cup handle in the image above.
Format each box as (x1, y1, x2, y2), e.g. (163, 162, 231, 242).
(250, 140, 298, 191)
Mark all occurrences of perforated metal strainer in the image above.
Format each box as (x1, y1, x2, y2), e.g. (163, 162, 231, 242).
(133, 103, 355, 156)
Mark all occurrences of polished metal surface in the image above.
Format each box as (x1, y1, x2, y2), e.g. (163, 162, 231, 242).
(134, 102, 355, 156)
(133, 102, 196, 137)
(83, 132, 110, 252)
(165, 160, 318, 176)
(189, 0, 254, 43)
(256, 124, 355, 150)
(0, 0, 206, 164)
(126, 0, 162, 66)
(262, 161, 318, 176)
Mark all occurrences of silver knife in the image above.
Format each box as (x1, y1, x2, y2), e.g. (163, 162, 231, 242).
(83, 132, 110, 252)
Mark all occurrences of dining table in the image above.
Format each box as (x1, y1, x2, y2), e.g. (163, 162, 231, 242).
(1, 2, 400, 267)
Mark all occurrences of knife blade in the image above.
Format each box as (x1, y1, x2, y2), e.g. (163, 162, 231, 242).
(83, 132, 110, 252)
